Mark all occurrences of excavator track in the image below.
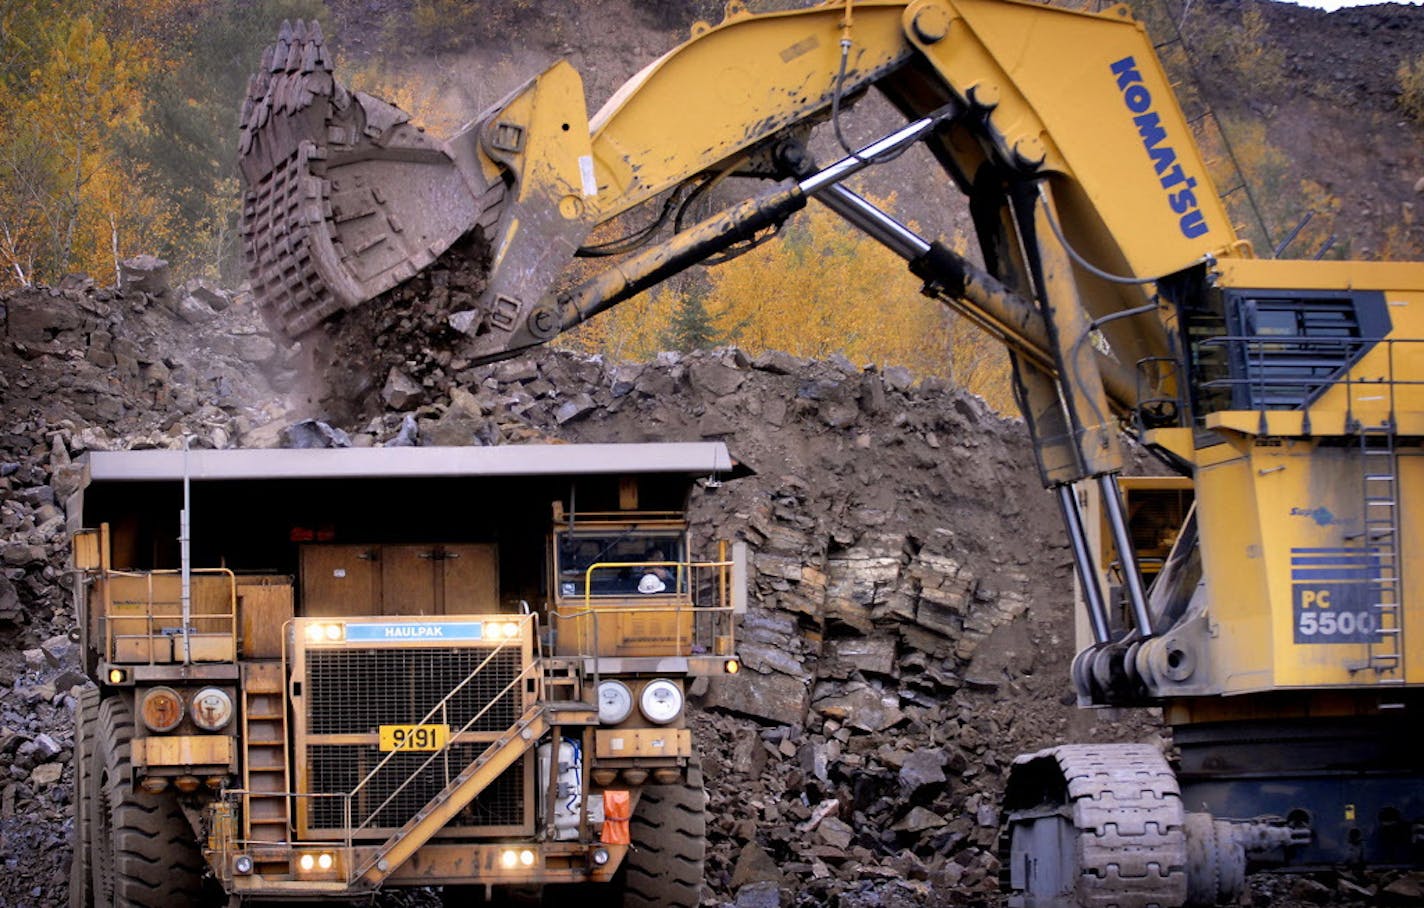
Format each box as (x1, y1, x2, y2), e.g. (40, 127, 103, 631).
(1000, 743, 1188, 908)
(238, 20, 502, 342)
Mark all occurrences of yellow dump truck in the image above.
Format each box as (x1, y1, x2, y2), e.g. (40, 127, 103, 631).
(67, 443, 746, 906)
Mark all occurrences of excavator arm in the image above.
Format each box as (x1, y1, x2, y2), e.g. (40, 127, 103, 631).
(240, 0, 1252, 650)
(239, 9, 1424, 897)
(241, 0, 1238, 468)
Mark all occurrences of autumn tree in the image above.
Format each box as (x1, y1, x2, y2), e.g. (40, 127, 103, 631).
(0, 8, 156, 286)
(563, 191, 1014, 410)
(136, 0, 326, 282)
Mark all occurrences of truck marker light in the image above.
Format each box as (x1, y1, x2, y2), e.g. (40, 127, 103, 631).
(299, 853, 315, 872)
(638, 678, 683, 725)
(317, 853, 334, 871)
(191, 688, 234, 731)
(141, 687, 184, 732)
(592, 847, 610, 866)
(725, 658, 740, 674)
(598, 680, 633, 725)
(501, 849, 518, 869)
(108, 668, 127, 684)
(233, 855, 254, 875)
(520, 849, 535, 867)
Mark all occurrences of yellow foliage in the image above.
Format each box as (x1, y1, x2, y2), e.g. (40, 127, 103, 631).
(0, 11, 159, 286)
(562, 193, 1013, 411)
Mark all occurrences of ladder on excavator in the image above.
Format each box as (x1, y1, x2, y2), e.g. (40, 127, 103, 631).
(1350, 423, 1406, 682)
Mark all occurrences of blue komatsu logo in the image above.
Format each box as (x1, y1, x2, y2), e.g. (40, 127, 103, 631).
(1110, 56, 1209, 241)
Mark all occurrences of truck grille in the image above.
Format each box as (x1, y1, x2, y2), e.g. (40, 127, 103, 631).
(299, 645, 528, 837)
(306, 648, 522, 733)
(305, 745, 525, 832)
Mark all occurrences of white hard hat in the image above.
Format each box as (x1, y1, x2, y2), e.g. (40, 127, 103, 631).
(638, 574, 666, 594)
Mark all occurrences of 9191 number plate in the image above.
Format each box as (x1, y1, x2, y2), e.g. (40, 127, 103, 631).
(379, 724, 449, 751)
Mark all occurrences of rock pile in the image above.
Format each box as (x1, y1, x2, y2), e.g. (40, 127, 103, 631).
(6, 271, 1399, 908)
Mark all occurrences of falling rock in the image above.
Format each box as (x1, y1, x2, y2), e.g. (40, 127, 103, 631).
(898, 748, 947, 801)
(281, 419, 352, 449)
(1383, 873, 1424, 903)
(734, 881, 784, 908)
(494, 359, 541, 383)
(698, 408, 738, 437)
(816, 816, 855, 850)
(814, 685, 905, 733)
(32, 733, 62, 760)
(39, 634, 76, 667)
(234, 334, 279, 365)
(425, 409, 485, 445)
(730, 841, 785, 889)
(751, 350, 807, 375)
(554, 393, 597, 424)
(382, 368, 425, 410)
(172, 291, 217, 325)
(2, 543, 46, 567)
(892, 806, 948, 833)
(1289, 877, 1334, 903)
(181, 277, 232, 311)
(0, 575, 20, 623)
(882, 365, 914, 392)
(703, 672, 810, 726)
(689, 360, 746, 397)
(384, 413, 420, 447)
(119, 255, 171, 297)
(825, 636, 896, 676)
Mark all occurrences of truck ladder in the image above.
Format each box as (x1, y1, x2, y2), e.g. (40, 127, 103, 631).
(241, 662, 293, 869)
(1350, 426, 1406, 682)
(350, 703, 549, 888)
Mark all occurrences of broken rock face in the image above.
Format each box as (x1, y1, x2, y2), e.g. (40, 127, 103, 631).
(3, 274, 1169, 908)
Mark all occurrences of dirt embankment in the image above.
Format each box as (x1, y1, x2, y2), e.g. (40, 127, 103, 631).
(0, 265, 1171, 907)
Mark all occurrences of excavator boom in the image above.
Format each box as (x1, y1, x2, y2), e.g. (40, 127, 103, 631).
(239, 2, 1233, 437)
(235, 4, 1424, 905)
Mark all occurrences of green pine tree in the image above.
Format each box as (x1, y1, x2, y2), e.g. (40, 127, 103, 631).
(660, 289, 723, 352)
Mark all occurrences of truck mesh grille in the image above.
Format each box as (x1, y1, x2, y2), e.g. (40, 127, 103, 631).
(306, 648, 522, 733)
(302, 646, 526, 835)
(305, 745, 525, 832)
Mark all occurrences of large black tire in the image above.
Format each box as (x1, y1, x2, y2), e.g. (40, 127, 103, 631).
(69, 685, 100, 908)
(91, 695, 206, 908)
(620, 761, 707, 908)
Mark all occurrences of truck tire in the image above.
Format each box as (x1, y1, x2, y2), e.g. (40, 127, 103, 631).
(621, 761, 707, 908)
(91, 695, 205, 908)
(69, 685, 100, 908)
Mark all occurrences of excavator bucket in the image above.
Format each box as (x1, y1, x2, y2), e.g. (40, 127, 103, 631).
(238, 21, 504, 340)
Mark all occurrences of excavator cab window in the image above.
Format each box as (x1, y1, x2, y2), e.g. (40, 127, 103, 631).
(1183, 289, 1390, 418)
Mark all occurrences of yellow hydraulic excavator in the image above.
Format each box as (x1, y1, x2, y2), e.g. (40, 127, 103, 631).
(70, 1, 1424, 906)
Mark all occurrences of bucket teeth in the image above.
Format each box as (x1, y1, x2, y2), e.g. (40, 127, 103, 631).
(238, 20, 497, 343)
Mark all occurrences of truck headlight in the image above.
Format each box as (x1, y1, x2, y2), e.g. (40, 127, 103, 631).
(304, 622, 344, 644)
(140, 687, 184, 732)
(639, 679, 683, 725)
(190, 688, 233, 731)
(597, 680, 633, 725)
